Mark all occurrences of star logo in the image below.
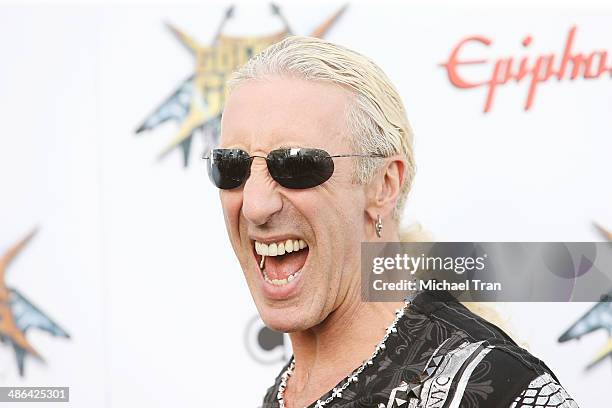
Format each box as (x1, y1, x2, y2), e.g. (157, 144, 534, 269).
(0, 228, 70, 376)
(135, 3, 347, 166)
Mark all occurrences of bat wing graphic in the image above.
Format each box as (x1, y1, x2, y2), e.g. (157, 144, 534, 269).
(2, 289, 70, 377)
(6, 288, 70, 376)
(558, 289, 612, 369)
(135, 75, 195, 133)
(558, 296, 612, 342)
(136, 75, 200, 165)
(11, 343, 26, 377)
(9, 289, 70, 339)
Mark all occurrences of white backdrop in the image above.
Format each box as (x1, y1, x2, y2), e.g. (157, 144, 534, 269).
(0, 1, 611, 407)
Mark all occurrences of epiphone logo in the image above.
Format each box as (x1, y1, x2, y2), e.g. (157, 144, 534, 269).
(440, 26, 611, 112)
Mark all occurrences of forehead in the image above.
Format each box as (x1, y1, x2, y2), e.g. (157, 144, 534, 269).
(220, 77, 352, 151)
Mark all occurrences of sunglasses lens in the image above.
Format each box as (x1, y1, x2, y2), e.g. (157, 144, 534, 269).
(208, 149, 251, 189)
(267, 148, 334, 189)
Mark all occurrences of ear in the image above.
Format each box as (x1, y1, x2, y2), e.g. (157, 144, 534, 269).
(365, 156, 406, 222)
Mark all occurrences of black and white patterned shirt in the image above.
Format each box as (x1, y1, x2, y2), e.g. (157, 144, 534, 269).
(262, 291, 579, 408)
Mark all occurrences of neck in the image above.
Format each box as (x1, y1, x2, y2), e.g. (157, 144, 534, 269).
(286, 295, 404, 406)
(283, 224, 403, 407)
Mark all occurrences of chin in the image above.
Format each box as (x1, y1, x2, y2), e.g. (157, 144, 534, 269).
(258, 306, 313, 333)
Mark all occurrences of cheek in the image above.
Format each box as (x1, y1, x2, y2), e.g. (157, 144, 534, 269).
(298, 184, 366, 254)
(323, 182, 367, 229)
(220, 191, 243, 240)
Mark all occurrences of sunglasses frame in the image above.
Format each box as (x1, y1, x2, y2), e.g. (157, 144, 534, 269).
(202, 147, 386, 190)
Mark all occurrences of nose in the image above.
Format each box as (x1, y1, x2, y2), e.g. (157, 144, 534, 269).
(241, 159, 283, 226)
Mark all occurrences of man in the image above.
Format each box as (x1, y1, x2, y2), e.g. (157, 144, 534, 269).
(206, 36, 578, 407)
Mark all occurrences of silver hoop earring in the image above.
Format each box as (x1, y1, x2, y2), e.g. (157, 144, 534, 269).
(375, 214, 383, 238)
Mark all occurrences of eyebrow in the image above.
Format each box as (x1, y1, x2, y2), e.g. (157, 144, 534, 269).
(218, 144, 319, 153)
(276, 143, 309, 150)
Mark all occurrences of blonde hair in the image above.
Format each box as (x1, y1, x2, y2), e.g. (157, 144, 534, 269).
(228, 36, 415, 222)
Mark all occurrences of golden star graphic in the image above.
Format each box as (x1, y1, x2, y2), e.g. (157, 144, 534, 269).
(0, 227, 70, 376)
(136, 4, 347, 166)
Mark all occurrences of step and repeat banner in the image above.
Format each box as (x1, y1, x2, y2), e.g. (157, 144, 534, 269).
(0, 1, 611, 407)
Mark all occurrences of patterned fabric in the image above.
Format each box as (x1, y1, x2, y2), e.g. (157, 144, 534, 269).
(509, 373, 579, 408)
(261, 291, 579, 408)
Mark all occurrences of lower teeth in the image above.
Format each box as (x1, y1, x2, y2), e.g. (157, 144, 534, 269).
(263, 270, 301, 286)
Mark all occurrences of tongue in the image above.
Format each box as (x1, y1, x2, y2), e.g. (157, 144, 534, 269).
(264, 249, 308, 280)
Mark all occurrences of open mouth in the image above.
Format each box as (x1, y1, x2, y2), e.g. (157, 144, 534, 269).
(253, 238, 309, 286)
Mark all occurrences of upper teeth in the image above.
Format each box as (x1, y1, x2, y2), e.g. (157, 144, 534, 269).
(255, 239, 307, 256)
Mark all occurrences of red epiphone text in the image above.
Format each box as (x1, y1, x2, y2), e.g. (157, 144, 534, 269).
(440, 26, 612, 112)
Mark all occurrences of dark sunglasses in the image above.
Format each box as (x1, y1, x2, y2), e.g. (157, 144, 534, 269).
(202, 147, 385, 189)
